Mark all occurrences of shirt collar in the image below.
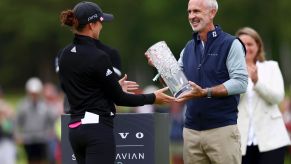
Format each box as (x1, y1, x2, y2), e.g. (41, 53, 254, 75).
(192, 25, 222, 43)
(73, 34, 98, 46)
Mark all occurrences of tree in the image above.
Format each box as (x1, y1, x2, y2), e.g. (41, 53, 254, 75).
(0, 0, 290, 90)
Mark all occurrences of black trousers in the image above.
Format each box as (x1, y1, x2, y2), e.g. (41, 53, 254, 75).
(24, 143, 48, 161)
(69, 123, 115, 164)
(242, 145, 286, 164)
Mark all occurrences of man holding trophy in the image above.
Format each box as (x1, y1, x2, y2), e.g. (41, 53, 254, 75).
(146, 0, 248, 163)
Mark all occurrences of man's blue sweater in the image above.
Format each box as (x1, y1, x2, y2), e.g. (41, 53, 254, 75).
(182, 26, 240, 131)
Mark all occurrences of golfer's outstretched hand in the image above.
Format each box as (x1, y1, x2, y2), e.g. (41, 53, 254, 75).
(154, 87, 175, 104)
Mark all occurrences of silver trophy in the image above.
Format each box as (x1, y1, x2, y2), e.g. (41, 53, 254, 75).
(146, 41, 191, 98)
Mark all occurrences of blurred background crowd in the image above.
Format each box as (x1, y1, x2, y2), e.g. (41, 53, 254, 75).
(0, 0, 291, 164)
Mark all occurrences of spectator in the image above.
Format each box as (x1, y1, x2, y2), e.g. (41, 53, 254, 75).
(0, 86, 16, 164)
(15, 77, 56, 164)
(43, 82, 63, 164)
(236, 27, 291, 164)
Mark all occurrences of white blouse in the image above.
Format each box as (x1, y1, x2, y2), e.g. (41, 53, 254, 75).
(246, 78, 258, 146)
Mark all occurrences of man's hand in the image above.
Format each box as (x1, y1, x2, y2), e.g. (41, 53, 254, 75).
(175, 81, 206, 103)
(119, 74, 139, 94)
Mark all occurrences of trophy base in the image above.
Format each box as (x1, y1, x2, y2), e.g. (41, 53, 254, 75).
(174, 84, 192, 98)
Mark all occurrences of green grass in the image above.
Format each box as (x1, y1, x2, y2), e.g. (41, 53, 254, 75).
(285, 153, 291, 164)
(17, 146, 27, 164)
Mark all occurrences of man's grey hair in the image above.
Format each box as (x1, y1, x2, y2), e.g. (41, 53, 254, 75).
(206, 0, 218, 11)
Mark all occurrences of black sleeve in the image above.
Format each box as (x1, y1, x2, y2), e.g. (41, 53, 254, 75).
(109, 48, 122, 71)
(97, 41, 122, 74)
(94, 54, 155, 106)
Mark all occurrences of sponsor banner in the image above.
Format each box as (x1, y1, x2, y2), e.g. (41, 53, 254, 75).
(62, 113, 169, 164)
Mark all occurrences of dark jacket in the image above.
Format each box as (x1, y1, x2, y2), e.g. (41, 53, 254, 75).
(182, 26, 239, 130)
(57, 34, 155, 126)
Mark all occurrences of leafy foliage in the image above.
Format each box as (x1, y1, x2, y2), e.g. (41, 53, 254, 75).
(0, 0, 290, 89)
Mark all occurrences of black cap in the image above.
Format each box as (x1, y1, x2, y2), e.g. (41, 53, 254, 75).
(73, 1, 114, 25)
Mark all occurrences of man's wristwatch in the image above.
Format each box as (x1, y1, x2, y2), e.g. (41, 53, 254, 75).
(206, 88, 212, 98)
